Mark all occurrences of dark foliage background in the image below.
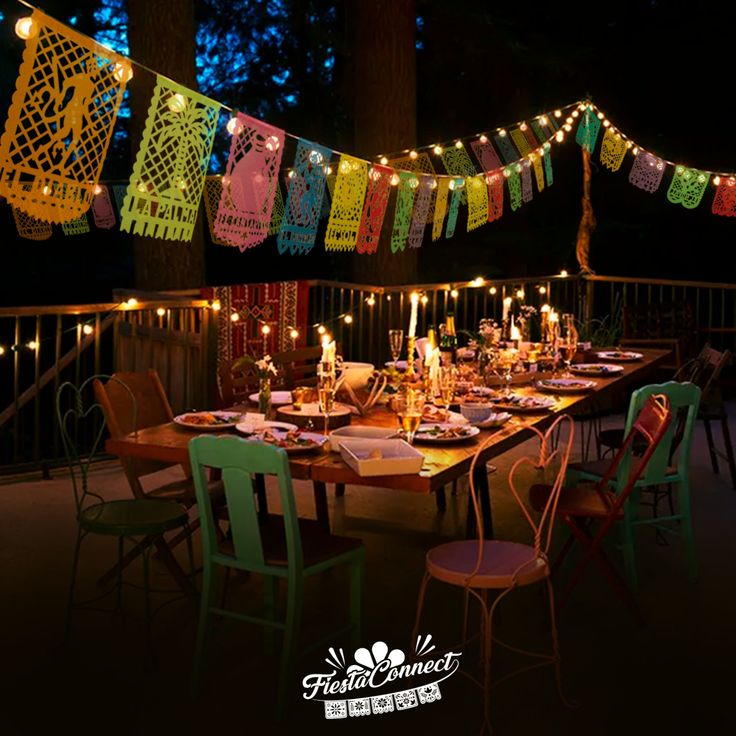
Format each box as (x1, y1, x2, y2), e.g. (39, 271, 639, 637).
(0, 0, 733, 305)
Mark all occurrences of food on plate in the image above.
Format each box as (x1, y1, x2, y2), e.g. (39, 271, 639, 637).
(421, 404, 451, 422)
(417, 424, 474, 439)
(497, 394, 554, 409)
(258, 428, 318, 449)
(180, 412, 234, 426)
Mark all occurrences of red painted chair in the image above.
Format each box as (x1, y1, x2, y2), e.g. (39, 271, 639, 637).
(413, 413, 576, 732)
(530, 394, 672, 621)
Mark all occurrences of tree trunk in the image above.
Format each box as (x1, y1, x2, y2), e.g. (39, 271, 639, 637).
(347, 0, 418, 286)
(127, 0, 204, 290)
(575, 148, 596, 275)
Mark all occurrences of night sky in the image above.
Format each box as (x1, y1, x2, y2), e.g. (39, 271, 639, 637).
(0, 0, 733, 306)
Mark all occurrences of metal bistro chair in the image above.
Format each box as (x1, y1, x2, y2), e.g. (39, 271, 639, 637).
(566, 382, 699, 590)
(57, 376, 194, 661)
(188, 434, 364, 718)
(413, 414, 576, 733)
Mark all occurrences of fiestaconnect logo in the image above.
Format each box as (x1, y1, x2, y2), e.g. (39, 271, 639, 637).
(302, 634, 461, 719)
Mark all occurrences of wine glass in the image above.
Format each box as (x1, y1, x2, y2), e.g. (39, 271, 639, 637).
(438, 365, 457, 422)
(395, 389, 426, 445)
(388, 329, 404, 369)
(493, 349, 515, 396)
(557, 339, 576, 377)
(317, 372, 336, 436)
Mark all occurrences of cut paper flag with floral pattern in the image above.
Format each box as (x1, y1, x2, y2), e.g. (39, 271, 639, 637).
(521, 162, 533, 203)
(269, 183, 285, 236)
(0, 10, 130, 223)
(531, 154, 545, 192)
(466, 175, 488, 232)
(325, 155, 368, 251)
(390, 171, 418, 253)
(510, 128, 533, 156)
(389, 153, 436, 223)
(543, 148, 554, 186)
(628, 152, 665, 193)
(120, 76, 220, 241)
(667, 166, 710, 209)
(506, 168, 522, 211)
(277, 139, 331, 255)
(91, 186, 116, 229)
(575, 106, 601, 153)
(493, 133, 518, 164)
(13, 207, 52, 240)
(407, 175, 434, 248)
(445, 181, 463, 239)
(203, 176, 230, 245)
(61, 213, 89, 235)
(712, 177, 736, 217)
(487, 172, 504, 222)
(214, 113, 284, 250)
(355, 164, 392, 254)
(530, 119, 549, 144)
(470, 138, 502, 174)
(440, 144, 476, 203)
(599, 129, 627, 172)
(432, 177, 450, 241)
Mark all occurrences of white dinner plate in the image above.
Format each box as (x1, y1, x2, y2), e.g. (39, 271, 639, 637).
(493, 395, 557, 412)
(570, 363, 625, 376)
(173, 411, 242, 430)
(535, 377, 598, 393)
(248, 391, 293, 406)
(474, 412, 513, 428)
(594, 351, 643, 362)
(413, 423, 481, 443)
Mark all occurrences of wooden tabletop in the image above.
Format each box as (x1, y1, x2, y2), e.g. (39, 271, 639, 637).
(106, 349, 672, 494)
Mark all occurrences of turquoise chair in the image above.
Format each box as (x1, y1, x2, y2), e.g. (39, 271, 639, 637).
(566, 381, 701, 590)
(188, 434, 364, 717)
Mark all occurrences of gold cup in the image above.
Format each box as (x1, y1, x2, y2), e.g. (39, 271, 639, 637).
(291, 387, 306, 410)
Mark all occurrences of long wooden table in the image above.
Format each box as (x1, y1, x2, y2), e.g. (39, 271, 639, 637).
(105, 349, 671, 539)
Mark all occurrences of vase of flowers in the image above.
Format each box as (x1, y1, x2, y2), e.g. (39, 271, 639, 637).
(232, 353, 278, 414)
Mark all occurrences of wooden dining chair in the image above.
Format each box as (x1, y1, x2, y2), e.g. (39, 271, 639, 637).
(413, 414, 576, 732)
(531, 393, 672, 620)
(188, 435, 364, 718)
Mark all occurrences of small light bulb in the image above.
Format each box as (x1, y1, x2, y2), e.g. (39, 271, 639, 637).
(156, 308, 166, 317)
(366, 295, 376, 307)
(289, 328, 299, 339)
(27, 340, 39, 351)
(379, 156, 389, 165)
(555, 131, 564, 142)
(15, 17, 38, 40)
(516, 289, 525, 299)
(261, 324, 271, 335)
(539, 286, 547, 295)
(503, 297, 512, 307)
(344, 314, 353, 324)
(520, 123, 528, 131)
(489, 286, 497, 295)
(386, 295, 392, 302)
(571, 110, 579, 119)
(42, 185, 50, 195)
(499, 129, 507, 137)
(113, 62, 133, 83)
(287, 170, 295, 179)
(430, 178, 438, 189)
(409, 150, 418, 159)
(317, 324, 326, 335)
(326, 166, 333, 175)
(597, 111, 604, 120)
(625, 140, 633, 149)
(454, 140, 463, 149)
(540, 116, 548, 126)
(125, 297, 138, 308)
(448, 179, 456, 190)
(82, 324, 94, 335)
(433, 145, 443, 155)
(230, 312, 240, 322)
(211, 300, 221, 312)
(93, 184, 103, 196)
(554, 110, 562, 118)
(0, 346, 4, 356)
(450, 289, 459, 299)
(167, 93, 187, 113)
(479, 134, 488, 143)
(309, 150, 323, 165)
(408, 176, 419, 189)
(420, 295, 429, 305)
(633, 147, 639, 156)
(603, 119, 611, 128)
(265, 135, 280, 151)
(226, 117, 243, 135)
(390, 173, 400, 186)
(563, 123, 572, 132)
(559, 269, 568, 278)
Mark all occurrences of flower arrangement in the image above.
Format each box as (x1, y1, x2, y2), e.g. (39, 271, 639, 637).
(233, 353, 279, 379)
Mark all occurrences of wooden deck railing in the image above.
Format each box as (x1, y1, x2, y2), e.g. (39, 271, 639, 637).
(1, 272, 734, 475)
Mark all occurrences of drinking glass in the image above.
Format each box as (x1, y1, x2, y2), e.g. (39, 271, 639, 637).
(388, 329, 404, 368)
(559, 314, 578, 377)
(317, 373, 336, 436)
(438, 365, 457, 421)
(493, 349, 515, 396)
(395, 390, 426, 445)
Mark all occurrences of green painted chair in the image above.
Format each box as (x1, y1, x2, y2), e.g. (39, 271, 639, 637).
(57, 376, 194, 660)
(188, 434, 364, 717)
(566, 381, 701, 590)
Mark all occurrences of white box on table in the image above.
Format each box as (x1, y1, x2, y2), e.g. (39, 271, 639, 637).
(338, 438, 424, 477)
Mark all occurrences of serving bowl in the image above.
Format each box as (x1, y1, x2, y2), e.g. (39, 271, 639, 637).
(339, 362, 375, 390)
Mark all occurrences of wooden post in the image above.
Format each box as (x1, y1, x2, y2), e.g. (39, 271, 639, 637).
(575, 148, 596, 275)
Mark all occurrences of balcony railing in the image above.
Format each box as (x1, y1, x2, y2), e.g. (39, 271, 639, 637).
(1, 272, 734, 475)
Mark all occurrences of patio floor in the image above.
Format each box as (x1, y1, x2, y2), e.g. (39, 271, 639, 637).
(1, 408, 735, 736)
